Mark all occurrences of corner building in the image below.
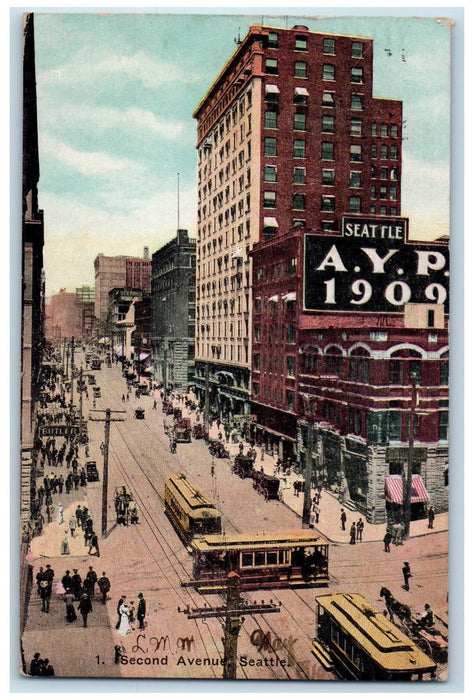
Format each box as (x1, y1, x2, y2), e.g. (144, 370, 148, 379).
(193, 24, 402, 422)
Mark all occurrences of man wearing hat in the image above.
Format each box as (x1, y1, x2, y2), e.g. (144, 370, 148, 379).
(137, 593, 146, 630)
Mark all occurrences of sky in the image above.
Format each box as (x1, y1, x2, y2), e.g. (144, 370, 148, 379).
(28, 9, 453, 297)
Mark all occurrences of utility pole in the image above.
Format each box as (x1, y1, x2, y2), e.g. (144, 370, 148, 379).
(302, 422, 313, 527)
(70, 337, 75, 413)
(78, 367, 83, 437)
(403, 372, 418, 540)
(89, 408, 126, 537)
(204, 363, 210, 440)
(179, 572, 280, 679)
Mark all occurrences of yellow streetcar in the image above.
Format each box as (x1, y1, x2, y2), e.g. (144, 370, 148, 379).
(164, 472, 222, 543)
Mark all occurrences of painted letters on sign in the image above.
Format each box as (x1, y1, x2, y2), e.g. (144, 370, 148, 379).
(304, 218, 449, 313)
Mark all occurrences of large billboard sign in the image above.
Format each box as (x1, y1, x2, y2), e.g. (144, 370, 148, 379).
(303, 217, 449, 313)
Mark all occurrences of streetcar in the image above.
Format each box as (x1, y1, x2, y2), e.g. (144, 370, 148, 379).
(185, 530, 329, 592)
(164, 472, 222, 544)
(312, 592, 437, 681)
(90, 358, 102, 370)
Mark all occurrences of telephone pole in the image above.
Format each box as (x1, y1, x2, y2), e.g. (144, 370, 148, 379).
(403, 372, 418, 540)
(179, 572, 280, 679)
(204, 363, 210, 440)
(89, 408, 126, 537)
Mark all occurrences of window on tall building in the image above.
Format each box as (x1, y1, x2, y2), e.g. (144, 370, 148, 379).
(349, 171, 361, 187)
(380, 186, 387, 199)
(294, 113, 306, 131)
(265, 58, 278, 74)
(388, 412, 402, 441)
(351, 93, 363, 110)
(264, 110, 277, 129)
(389, 187, 397, 201)
(371, 143, 377, 158)
(349, 196, 361, 213)
(322, 115, 335, 133)
(390, 124, 398, 137)
(322, 91, 335, 107)
(264, 137, 277, 156)
(294, 61, 307, 78)
(440, 357, 449, 383)
(321, 196, 335, 212)
(381, 124, 389, 137)
(439, 411, 449, 440)
(294, 87, 308, 104)
(323, 37, 335, 54)
(294, 167, 306, 184)
(351, 41, 363, 57)
(390, 145, 398, 159)
(263, 191, 276, 208)
(288, 257, 297, 276)
(295, 35, 307, 50)
(253, 354, 260, 371)
(287, 355, 295, 377)
(287, 323, 296, 342)
(409, 359, 421, 384)
(294, 139, 306, 158)
(351, 67, 363, 83)
(371, 123, 377, 136)
(381, 144, 388, 159)
(286, 390, 295, 411)
(380, 167, 388, 179)
(322, 142, 334, 160)
(323, 64, 335, 80)
(350, 144, 362, 162)
(293, 193, 306, 210)
(267, 32, 278, 48)
(351, 119, 362, 136)
(264, 165, 277, 182)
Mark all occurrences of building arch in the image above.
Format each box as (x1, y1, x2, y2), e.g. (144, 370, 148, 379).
(386, 343, 426, 359)
(348, 343, 372, 357)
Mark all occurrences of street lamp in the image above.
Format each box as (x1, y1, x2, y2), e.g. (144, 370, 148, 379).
(403, 372, 418, 540)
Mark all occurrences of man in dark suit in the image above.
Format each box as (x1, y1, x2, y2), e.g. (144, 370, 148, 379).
(137, 593, 146, 630)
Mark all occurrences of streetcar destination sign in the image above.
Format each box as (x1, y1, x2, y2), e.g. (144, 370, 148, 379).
(304, 217, 449, 313)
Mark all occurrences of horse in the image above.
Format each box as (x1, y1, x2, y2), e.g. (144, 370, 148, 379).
(380, 587, 412, 622)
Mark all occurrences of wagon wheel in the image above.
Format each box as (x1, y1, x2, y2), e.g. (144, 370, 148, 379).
(416, 637, 433, 659)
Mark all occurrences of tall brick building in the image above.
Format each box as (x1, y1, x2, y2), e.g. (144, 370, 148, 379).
(94, 253, 151, 331)
(193, 24, 402, 422)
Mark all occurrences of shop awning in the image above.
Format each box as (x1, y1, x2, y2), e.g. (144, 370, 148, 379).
(139, 352, 151, 361)
(282, 291, 296, 302)
(263, 216, 279, 228)
(294, 86, 309, 97)
(385, 475, 429, 504)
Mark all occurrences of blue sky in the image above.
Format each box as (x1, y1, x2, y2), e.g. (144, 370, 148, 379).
(31, 10, 453, 296)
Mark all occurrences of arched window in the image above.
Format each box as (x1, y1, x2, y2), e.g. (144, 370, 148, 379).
(324, 346, 343, 375)
(349, 347, 370, 383)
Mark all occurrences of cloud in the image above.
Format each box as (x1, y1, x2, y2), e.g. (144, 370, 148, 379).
(402, 153, 450, 240)
(39, 48, 197, 90)
(39, 102, 187, 142)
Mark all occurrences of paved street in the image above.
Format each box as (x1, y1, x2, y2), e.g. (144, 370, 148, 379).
(21, 357, 448, 681)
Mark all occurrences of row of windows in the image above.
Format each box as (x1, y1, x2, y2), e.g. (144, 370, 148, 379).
(266, 33, 364, 59)
(265, 111, 368, 137)
(265, 57, 364, 84)
(262, 192, 369, 213)
(267, 90, 366, 109)
(263, 165, 398, 187)
(263, 137, 399, 161)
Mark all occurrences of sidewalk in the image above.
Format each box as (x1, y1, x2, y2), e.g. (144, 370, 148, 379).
(203, 418, 448, 544)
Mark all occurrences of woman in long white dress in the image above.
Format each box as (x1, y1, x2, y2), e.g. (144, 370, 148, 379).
(117, 602, 131, 636)
(56, 503, 63, 525)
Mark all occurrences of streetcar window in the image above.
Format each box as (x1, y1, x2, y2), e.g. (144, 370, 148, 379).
(278, 550, 288, 565)
(267, 551, 278, 566)
(242, 553, 253, 567)
(255, 552, 265, 567)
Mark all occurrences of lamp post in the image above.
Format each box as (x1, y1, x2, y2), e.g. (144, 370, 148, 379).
(403, 372, 418, 540)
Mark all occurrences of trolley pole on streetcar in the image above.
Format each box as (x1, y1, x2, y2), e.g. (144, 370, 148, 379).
(302, 422, 314, 527)
(403, 373, 418, 540)
(89, 408, 126, 537)
(179, 572, 280, 680)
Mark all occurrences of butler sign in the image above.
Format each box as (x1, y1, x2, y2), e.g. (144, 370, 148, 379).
(304, 217, 449, 313)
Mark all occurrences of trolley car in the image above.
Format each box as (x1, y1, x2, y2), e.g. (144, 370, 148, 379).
(185, 530, 329, 592)
(312, 593, 437, 681)
(164, 473, 222, 543)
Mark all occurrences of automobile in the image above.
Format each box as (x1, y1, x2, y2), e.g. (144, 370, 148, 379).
(134, 407, 145, 419)
(86, 460, 99, 482)
(93, 386, 101, 398)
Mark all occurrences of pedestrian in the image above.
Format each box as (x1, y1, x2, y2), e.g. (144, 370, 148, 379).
(78, 592, 92, 627)
(393, 522, 404, 546)
(69, 514, 77, 538)
(71, 569, 83, 600)
(383, 530, 392, 553)
(84, 566, 98, 599)
(64, 588, 77, 622)
(56, 503, 63, 525)
(75, 505, 83, 528)
(39, 579, 51, 613)
(402, 561, 412, 591)
(29, 652, 43, 676)
(36, 567, 45, 594)
(98, 572, 111, 604)
(427, 505, 435, 529)
(40, 659, 55, 677)
(311, 502, 320, 524)
(356, 517, 364, 542)
(89, 531, 100, 557)
(44, 564, 55, 589)
(62, 570, 73, 592)
(136, 593, 146, 630)
(60, 530, 70, 555)
(340, 509, 347, 531)
(349, 522, 357, 545)
(115, 595, 126, 629)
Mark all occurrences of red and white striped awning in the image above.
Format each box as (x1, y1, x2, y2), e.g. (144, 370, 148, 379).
(385, 475, 429, 504)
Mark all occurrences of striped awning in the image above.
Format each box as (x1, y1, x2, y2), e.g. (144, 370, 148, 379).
(385, 475, 429, 504)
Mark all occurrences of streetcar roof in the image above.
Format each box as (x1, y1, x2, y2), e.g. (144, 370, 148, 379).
(191, 530, 328, 552)
(315, 593, 436, 673)
(165, 472, 222, 517)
